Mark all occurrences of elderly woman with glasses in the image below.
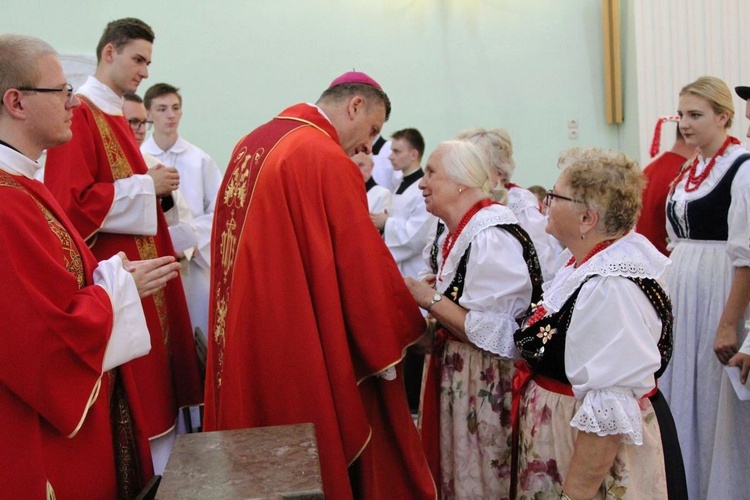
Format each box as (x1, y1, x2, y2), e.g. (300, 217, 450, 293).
(513, 147, 676, 499)
(405, 139, 542, 499)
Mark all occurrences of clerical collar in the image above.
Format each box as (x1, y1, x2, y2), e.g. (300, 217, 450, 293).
(0, 142, 41, 179)
(0, 139, 22, 155)
(395, 168, 424, 195)
(365, 176, 377, 192)
(78, 75, 125, 116)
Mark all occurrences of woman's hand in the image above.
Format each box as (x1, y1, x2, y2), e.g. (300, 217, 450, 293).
(728, 352, 750, 384)
(404, 276, 434, 309)
(119, 252, 181, 298)
(714, 323, 738, 365)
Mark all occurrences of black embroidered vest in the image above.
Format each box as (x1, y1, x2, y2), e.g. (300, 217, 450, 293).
(667, 153, 750, 241)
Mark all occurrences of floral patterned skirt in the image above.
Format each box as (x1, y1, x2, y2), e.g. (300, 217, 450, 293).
(439, 339, 514, 500)
(516, 380, 667, 499)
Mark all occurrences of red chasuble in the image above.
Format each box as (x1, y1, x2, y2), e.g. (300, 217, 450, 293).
(636, 151, 687, 256)
(205, 104, 437, 500)
(0, 168, 152, 498)
(45, 99, 203, 439)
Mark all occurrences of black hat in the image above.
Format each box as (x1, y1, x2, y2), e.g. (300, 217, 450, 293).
(736, 86, 750, 101)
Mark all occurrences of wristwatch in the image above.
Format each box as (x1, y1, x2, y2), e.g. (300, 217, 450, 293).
(427, 292, 442, 310)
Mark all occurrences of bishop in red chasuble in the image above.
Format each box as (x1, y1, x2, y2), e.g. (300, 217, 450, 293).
(205, 100, 436, 499)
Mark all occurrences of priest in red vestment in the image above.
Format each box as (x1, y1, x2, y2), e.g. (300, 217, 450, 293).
(204, 72, 436, 499)
(43, 18, 202, 472)
(0, 34, 183, 498)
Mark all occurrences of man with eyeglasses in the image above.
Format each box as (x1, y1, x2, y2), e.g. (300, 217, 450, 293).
(0, 33, 185, 498)
(43, 17, 203, 477)
(141, 83, 222, 341)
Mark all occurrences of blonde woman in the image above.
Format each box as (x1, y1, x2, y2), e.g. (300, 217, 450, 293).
(662, 76, 750, 499)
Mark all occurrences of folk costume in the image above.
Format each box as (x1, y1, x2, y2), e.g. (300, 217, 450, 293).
(44, 77, 203, 445)
(513, 232, 671, 499)
(419, 202, 541, 499)
(0, 144, 152, 499)
(506, 184, 559, 280)
(662, 140, 750, 500)
(204, 102, 436, 500)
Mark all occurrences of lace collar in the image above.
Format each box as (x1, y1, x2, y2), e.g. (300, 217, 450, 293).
(437, 203, 518, 285)
(542, 231, 670, 313)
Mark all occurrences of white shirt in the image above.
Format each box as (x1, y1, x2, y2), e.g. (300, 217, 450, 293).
(371, 139, 402, 192)
(507, 186, 559, 280)
(426, 204, 533, 358)
(383, 174, 435, 279)
(72, 76, 158, 237)
(667, 144, 750, 268)
(0, 144, 150, 371)
(141, 135, 222, 271)
(540, 232, 670, 445)
(367, 183, 392, 213)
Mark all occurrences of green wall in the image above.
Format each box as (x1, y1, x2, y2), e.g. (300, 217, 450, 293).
(2, 0, 638, 188)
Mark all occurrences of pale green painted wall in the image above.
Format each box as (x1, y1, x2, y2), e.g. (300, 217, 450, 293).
(1, 0, 639, 188)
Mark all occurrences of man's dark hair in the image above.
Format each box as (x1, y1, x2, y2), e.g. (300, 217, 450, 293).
(144, 82, 181, 110)
(96, 18, 154, 63)
(123, 92, 143, 104)
(392, 128, 425, 159)
(317, 83, 391, 121)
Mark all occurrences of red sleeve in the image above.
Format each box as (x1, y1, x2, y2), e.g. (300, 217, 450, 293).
(0, 186, 113, 436)
(45, 104, 115, 241)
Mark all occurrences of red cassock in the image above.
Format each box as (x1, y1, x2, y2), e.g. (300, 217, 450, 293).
(0, 168, 152, 498)
(635, 151, 687, 256)
(45, 98, 203, 440)
(204, 103, 437, 500)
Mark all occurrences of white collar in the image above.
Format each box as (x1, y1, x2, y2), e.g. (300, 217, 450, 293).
(438, 203, 518, 283)
(142, 135, 189, 155)
(542, 231, 670, 313)
(0, 143, 40, 179)
(78, 76, 124, 116)
(305, 103, 333, 125)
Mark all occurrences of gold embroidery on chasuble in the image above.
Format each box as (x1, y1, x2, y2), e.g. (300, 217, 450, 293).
(0, 173, 85, 289)
(83, 95, 170, 348)
(212, 146, 266, 388)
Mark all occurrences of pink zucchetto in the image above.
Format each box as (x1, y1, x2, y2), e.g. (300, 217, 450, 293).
(328, 71, 383, 90)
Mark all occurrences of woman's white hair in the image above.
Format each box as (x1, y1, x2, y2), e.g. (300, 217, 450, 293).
(438, 140, 493, 196)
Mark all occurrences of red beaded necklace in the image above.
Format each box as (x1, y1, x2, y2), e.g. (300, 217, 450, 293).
(676, 136, 739, 192)
(565, 238, 617, 268)
(439, 199, 497, 280)
(527, 238, 618, 326)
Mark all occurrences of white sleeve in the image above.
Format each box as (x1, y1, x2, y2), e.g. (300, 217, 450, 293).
(94, 254, 151, 371)
(383, 195, 434, 265)
(727, 161, 750, 268)
(100, 175, 158, 235)
(167, 190, 199, 256)
(368, 188, 392, 214)
(191, 155, 223, 269)
(565, 276, 661, 445)
(460, 227, 533, 358)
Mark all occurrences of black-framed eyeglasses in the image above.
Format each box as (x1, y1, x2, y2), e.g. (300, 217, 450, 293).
(543, 189, 583, 207)
(17, 83, 75, 105)
(127, 118, 153, 131)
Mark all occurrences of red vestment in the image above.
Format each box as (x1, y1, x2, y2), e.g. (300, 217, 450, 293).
(45, 99, 203, 439)
(0, 165, 151, 498)
(205, 104, 437, 500)
(636, 151, 687, 255)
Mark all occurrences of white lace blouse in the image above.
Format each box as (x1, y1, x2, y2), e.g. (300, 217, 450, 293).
(542, 231, 670, 445)
(423, 204, 534, 359)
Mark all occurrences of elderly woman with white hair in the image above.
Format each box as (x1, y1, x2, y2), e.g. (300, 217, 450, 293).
(406, 140, 542, 499)
(513, 147, 675, 499)
(456, 127, 559, 279)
